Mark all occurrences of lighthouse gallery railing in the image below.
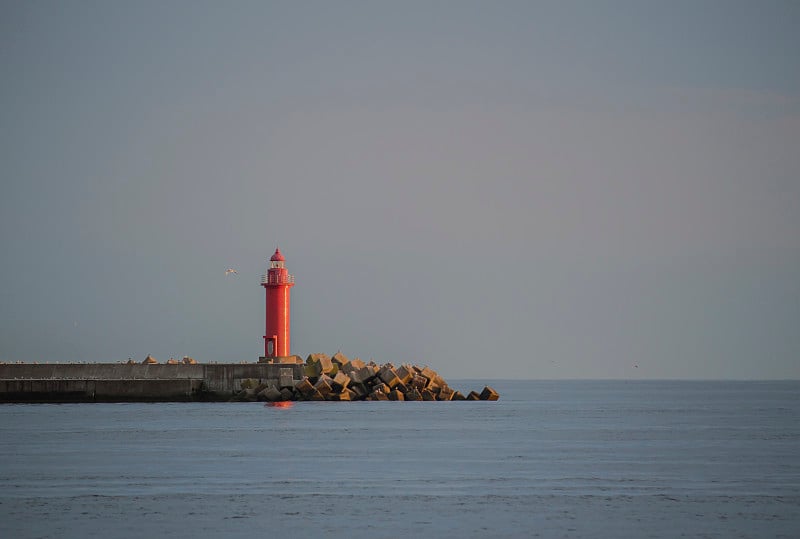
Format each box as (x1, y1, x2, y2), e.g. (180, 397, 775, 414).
(261, 274, 295, 285)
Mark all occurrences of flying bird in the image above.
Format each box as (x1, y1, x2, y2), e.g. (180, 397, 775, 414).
(225, 268, 238, 275)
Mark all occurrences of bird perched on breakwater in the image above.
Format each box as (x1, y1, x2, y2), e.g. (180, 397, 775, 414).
(225, 268, 238, 275)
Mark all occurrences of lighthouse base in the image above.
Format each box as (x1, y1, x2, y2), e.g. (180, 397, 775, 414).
(258, 355, 304, 364)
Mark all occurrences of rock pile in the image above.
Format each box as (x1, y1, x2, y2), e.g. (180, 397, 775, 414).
(233, 352, 499, 403)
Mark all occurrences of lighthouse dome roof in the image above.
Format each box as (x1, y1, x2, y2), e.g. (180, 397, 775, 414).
(270, 248, 285, 262)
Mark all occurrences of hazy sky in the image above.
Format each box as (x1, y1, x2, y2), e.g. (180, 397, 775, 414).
(1, 1, 798, 379)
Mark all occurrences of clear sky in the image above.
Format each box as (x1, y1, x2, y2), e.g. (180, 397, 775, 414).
(1, 1, 798, 379)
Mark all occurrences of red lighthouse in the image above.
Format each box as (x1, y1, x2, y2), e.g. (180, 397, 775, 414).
(261, 248, 295, 359)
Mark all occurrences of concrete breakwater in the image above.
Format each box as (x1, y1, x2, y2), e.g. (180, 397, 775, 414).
(241, 352, 499, 402)
(0, 362, 304, 402)
(0, 353, 499, 403)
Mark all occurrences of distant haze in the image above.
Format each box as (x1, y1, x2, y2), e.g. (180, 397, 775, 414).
(1, 1, 798, 379)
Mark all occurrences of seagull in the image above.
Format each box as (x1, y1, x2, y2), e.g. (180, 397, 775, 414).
(225, 268, 238, 275)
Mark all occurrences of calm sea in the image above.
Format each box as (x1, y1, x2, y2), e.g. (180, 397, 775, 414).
(1, 380, 798, 538)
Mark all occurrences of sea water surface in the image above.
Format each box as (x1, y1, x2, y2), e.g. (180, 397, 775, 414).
(1, 380, 798, 538)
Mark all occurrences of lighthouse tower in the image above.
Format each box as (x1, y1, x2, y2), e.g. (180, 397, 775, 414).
(261, 248, 295, 359)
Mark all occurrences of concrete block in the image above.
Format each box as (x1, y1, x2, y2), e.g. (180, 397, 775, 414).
(314, 375, 333, 396)
(479, 386, 499, 401)
(331, 351, 350, 367)
(306, 353, 335, 376)
(388, 389, 405, 401)
(303, 364, 318, 378)
(330, 388, 356, 401)
(367, 366, 381, 382)
(421, 389, 436, 401)
(350, 383, 368, 399)
(259, 386, 282, 402)
(452, 391, 466, 401)
(378, 367, 401, 388)
(404, 388, 421, 401)
(308, 360, 323, 377)
(348, 369, 364, 384)
(279, 368, 294, 388)
(419, 366, 437, 381)
(352, 365, 378, 385)
(466, 391, 481, 400)
(350, 358, 366, 370)
(395, 365, 414, 385)
(279, 387, 294, 401)
(306, 353, 330, 365)
(321, 357, 337, 376)
(340, 362, 357, 375)
(438, 385, 455, 401)
(411, 375, 428, 390)
(331, 372, 351, 391)
(368, 389, 389, 401)
(372, 382, 390, 394)
(294, 378, 314, 396)
(308, 389, 325, 401)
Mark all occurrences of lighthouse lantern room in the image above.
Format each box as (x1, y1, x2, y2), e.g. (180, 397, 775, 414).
(260, 248, 295, 360)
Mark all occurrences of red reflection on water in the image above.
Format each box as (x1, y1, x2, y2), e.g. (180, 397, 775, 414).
(265, 401, 294, 409)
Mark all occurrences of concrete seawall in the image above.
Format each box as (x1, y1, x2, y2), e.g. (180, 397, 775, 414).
(0, 363, 305, 403)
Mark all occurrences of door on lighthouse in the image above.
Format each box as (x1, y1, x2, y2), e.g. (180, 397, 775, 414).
(266, 336, 277, 357)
